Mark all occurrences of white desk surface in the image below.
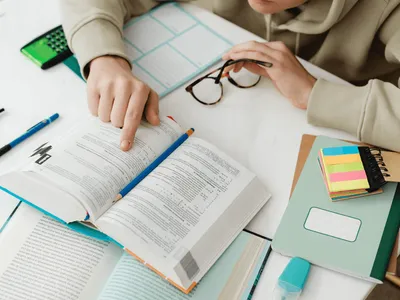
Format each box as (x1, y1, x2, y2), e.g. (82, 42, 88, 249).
(0, 0, 380, 299)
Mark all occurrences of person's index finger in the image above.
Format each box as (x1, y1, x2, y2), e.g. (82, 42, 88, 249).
(120, 87, 149, 151)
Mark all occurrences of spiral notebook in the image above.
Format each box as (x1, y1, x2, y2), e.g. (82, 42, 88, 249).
(318, 145, 400, 201)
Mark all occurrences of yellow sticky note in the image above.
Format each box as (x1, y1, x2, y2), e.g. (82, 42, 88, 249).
(330, 179, 369, 192)
(323, 154, 361, 165)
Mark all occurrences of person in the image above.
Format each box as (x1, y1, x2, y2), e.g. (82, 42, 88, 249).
(60, 0, 400, 152)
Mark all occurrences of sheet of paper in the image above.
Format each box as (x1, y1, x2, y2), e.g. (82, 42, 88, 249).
(123, 3, 232, 96)
(95, 137, 257, 286)
(0, 204, 123, 300)
(25, 117, 183, 220)
(0, 190, 19, 232)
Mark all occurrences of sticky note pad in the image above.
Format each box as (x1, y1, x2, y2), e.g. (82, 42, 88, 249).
(318, 145, 384, 201)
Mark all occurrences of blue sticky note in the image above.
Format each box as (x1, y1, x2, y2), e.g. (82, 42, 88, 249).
(322, 146, 359, 156)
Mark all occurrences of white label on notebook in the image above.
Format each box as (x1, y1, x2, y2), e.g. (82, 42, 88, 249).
(304, 207, 361, 242)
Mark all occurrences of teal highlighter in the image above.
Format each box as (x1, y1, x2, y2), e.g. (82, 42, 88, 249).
(273, 257, 311, 300)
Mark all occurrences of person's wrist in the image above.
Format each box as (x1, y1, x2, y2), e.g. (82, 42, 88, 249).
(90, 55, 131, 72)
(296, 74, 317, 110)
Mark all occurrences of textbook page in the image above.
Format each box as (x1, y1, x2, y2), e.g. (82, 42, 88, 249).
(123, 3, 232, 97)
(95, 137, 269, 290)
(24, 117, 183, 220)
(0, 204, 123, 300)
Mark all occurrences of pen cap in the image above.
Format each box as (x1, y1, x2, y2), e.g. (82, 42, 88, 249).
(273, 257, 311, 300)
(49, 113, 60, 122)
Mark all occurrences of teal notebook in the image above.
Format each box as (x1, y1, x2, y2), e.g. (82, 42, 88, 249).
(272, 136, 400, 283)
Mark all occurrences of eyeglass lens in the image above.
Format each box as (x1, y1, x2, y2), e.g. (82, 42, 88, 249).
(191, 65, 261, 105)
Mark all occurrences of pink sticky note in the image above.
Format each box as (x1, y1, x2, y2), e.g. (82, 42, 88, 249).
(329, 170, 367, 182)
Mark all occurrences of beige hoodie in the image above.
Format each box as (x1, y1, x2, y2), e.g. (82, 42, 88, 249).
(60, 0, 400, 152)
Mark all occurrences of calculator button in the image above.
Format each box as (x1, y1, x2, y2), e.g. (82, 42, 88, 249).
(46, 34, 51, 39)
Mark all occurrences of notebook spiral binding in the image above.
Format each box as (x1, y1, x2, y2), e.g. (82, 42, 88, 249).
(369, 148, 392, 177)
(358, 147, 390, 192)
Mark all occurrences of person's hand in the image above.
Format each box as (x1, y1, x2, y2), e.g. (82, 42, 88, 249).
(87, 56, 160, 151)
(222, 41, 317, 109)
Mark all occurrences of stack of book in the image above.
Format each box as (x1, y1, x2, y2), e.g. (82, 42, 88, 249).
(0, 116, 272, 299)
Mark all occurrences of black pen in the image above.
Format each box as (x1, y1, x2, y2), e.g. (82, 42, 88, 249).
(0, 108, 4, 114)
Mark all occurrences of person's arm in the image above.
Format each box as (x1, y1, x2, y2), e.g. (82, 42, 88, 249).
(307, 78, 400, 152)
(223, 29, 400, 151)
(60, 0, 159, 79)
(60, 0, 160, 151)
(308, 8, 400, 152)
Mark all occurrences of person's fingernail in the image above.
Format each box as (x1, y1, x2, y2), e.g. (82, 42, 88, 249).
(121, 140, 131, 151)
(152, 115, 160, 125)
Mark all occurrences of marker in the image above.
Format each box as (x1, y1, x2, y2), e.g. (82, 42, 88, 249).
(273, 257, 310, 300)
(0, 113, 59, 157)
(0, 108, 4, 114)
(114, 128, 195, 203)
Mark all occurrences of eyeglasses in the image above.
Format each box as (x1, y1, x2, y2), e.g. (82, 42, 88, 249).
(185, 59, 272, 105)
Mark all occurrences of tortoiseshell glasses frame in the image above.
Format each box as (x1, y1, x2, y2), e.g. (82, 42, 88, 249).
(185, 59, 273, 105)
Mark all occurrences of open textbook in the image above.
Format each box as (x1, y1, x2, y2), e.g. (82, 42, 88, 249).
(0, 204, 272, 300)
(0, 116, 271, 293)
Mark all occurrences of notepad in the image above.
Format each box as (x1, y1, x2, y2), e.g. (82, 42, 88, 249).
(64, 3, 233, 98)
(318, 145, 392, 201)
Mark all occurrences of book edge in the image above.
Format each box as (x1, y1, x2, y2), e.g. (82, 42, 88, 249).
(370, 184, 400, 280)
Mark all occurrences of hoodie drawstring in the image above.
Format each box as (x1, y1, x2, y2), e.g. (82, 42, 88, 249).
(295, 32, 301, 56)
(266, 14, 272, 42)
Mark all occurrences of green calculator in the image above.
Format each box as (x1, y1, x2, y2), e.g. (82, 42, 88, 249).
(21, 25, 73, 70)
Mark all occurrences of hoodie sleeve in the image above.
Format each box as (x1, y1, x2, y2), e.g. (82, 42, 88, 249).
(307, 8, 400, 152)
(307, 79, 400, 152)
(60, 0, 160, 79)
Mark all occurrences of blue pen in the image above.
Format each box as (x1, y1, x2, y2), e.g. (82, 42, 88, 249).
(0, 113, 59, 157)
(114, 128, 195, 203)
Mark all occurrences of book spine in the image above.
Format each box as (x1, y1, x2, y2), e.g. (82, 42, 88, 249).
(247, 244, 272, 300)
(370, 184, 400, 280)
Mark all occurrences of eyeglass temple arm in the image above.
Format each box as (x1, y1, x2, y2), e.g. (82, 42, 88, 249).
(214, 60, 235, 84)
(214, 59, 272, 84)
(185, 66, 225, 91)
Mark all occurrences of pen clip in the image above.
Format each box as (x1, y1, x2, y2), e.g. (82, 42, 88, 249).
(26, 120, 45, 132)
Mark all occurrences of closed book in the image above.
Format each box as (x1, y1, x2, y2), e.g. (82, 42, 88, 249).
(272, 135, 400, 283)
